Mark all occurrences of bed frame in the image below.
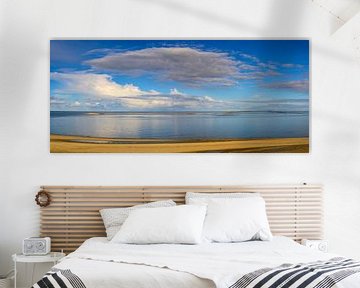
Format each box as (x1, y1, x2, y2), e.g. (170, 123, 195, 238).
(39, 184, 323, 253)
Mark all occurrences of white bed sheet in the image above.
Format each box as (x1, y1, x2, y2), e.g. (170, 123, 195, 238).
(56, 258, 214, 288)
(54, 237, 360, 288)
(56, 237, 214, 288)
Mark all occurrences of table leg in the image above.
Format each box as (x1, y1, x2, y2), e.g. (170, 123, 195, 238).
(25, 263, 29, 287)
(14, 259, 16, 288)
(31, 263, 35, 285)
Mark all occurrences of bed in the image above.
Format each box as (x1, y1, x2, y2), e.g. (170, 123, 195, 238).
(34, 236, 360, 288)
(33, 185, 360, 288)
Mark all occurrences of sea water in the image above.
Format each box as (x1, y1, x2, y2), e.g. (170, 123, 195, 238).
(50, 111, 309, 139)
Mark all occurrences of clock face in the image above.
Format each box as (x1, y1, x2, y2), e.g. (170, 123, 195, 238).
(36, 241, 45, 250)
(26, 242, 33, 249)
(318, 242, 327, 252)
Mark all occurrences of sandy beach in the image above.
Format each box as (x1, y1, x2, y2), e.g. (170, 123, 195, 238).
(50, 134, 309, 153)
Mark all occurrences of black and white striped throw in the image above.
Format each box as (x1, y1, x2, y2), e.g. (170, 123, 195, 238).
(32, 268, 86, 288)
(229, 257, 360, 288)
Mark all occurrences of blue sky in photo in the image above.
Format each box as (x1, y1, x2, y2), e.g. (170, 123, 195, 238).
(50, 40, 309, 111)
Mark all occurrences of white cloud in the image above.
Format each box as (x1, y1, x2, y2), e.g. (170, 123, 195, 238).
(262, 80, 309, 92)
(50, 97, 65, 105)
(281, 63, 304, 68)
(51, 72, 159, 98)
(230, 97, 309, 112)
(83, 47, 295, 88)
(239, 53, 260, 63)
(85, 47, 241, 86)
(169, 88, 186, 95)
(51, 72, 225, 109)
(118, 93, 222, 109)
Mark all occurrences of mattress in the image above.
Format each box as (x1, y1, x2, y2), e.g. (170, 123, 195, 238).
(37, 237, 360, 288)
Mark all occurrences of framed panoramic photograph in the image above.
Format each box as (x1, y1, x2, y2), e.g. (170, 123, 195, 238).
(50, 40, 309, 153)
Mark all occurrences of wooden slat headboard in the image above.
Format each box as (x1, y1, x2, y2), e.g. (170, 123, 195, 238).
(39, 184, 323, 253)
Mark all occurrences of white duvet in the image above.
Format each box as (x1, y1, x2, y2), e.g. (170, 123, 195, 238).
(54, 237, 360, 288)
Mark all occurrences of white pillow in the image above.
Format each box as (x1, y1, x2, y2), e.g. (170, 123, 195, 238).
(202, 197, 272, 243)
(111, 205, 207, 244)
(100, 200, 176, 240)
(186, 192, 259, 205)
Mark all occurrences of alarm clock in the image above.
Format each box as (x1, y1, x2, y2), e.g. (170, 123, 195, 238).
(301, 239, 328, 252)
(23, 237, 51, 255)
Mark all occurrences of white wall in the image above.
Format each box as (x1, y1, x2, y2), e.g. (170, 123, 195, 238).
(1, 0, 360, 285)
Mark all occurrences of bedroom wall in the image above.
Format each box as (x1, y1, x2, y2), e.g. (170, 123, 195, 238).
(1, 0, 360, 285)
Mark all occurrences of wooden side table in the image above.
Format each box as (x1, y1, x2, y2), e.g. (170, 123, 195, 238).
(12, 252, 65, 288)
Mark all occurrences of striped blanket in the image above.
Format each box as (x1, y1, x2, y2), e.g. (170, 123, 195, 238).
(33, 258, 360, 288)
(230, 258, 360, 288)
(32, 268, 86, 288)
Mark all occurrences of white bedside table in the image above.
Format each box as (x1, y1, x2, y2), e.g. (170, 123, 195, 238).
(12, 252, 65, 288)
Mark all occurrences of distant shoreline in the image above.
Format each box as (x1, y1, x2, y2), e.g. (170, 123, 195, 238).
(50, 110, 309, 114)
(50, 134, 309, 153)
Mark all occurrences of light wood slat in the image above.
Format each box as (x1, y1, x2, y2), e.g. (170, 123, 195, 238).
(41, 234, 105, 238)
(40, 219, 317, 224)
(42, 185, 320, 189)
(41, 216, 323, 222)
(45, 197, 321, 202)
(42, 210, 321, 219)
(51, 237, 97, 240)
(41, 213, 324, 220)
(49, 196, 322, 202)
(40, 208, 323, 213)
(41, 212, 101, 215)
(39, 184, 323, 253)
(47, 203, 322, 209)
(47, 189, 321, 192)
(42, 216, 102, 220)
(42, 221, 104, 225)
(41, 224, 104, 228)
(47, 198, 185, 202)
(52, 244, 86, 248)
(41, 229, 106, 233)
(40, 207, 321, 213)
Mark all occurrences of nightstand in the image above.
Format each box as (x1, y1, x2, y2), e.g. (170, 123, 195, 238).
(301, 239, 328, 252)
(12, 252, 65, 288)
